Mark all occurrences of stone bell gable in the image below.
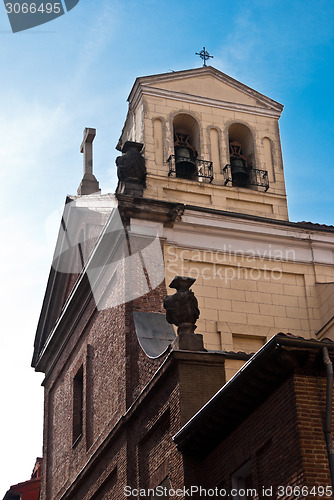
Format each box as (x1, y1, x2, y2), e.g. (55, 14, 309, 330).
(117, 66, 288, 220)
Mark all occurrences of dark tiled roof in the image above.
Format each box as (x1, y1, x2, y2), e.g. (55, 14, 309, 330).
(173, 333, 334, 457)
(296, 221, 334, 230)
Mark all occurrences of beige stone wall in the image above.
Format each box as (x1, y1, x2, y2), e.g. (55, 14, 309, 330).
(151, 75, 260, 104)
(316, 282, 334, 340)
(164, 245, 333, 354)
(224, 358, 246, 381)
(144, 174, 288, 219)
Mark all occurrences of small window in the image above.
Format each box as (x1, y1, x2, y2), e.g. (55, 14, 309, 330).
(231, 461, 256, 500)
(73, 365, 84, 445)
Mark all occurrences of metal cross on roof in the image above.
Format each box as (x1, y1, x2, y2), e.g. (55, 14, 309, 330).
(195, 47, 214, 67)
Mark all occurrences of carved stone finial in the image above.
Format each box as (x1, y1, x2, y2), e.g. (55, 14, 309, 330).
(116, 141, 146, 197)
(163, 276, 205, 351)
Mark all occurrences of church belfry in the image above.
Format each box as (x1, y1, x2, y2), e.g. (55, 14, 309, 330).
(116, 66, 288, 220)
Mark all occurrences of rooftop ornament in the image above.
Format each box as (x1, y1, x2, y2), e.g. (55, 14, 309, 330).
(116, 141, 146, 197)
(77, 127, 101, 195)
(195, 46, 214, 67)
(163, 276, 205, 351)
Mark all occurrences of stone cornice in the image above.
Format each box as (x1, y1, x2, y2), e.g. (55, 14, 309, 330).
(164, 207, 334, 267)
(116, 194, 185, 227)
(182, 204, 334, 234)
(131, 85, 283, 119)
(128, 66, 283, 118)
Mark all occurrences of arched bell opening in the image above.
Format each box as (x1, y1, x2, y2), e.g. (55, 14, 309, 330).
(228, 123, 255, 188)
(173, 114, 200, 180)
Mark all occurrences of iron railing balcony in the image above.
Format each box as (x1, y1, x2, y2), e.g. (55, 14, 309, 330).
(222, 164, 269, 191)
(167, 155, 214, 183)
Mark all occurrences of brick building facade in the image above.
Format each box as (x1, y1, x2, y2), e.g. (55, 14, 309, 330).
(31, 67, 334, 499)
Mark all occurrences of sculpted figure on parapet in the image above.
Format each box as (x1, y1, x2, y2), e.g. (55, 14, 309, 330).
(116, 141, 146, 186)
(163, 276, 200, 335)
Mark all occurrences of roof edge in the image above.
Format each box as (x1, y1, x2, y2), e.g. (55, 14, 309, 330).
(128, 66, 283, 112)
(173, 333, 334, 448)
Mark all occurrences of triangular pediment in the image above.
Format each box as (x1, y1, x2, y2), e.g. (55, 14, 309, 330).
(32, 194, 114, 369)
(129, 66, 283, 114)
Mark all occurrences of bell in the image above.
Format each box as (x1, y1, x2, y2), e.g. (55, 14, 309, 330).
(231, 156, 249, 187)
(175, 146, 197, 179)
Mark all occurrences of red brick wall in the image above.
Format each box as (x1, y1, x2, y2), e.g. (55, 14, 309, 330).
(294, 374, 332, 495)
(41, 326, 227, 500)
(43, 354, 184, 499)
(40, 239, 170, 499)
(196, 376, 304, 498)
(184, 373, 334, 500)
(177, 352, 225, 425)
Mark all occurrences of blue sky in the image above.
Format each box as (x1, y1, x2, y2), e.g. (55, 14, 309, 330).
(0, 0, 333, 494)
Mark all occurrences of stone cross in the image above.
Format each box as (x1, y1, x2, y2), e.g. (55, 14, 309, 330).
(77, 127, 100, 196)
(80, 127, 96, 176)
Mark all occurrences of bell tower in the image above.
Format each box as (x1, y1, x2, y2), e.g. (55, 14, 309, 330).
(116, 66, 288, 220)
